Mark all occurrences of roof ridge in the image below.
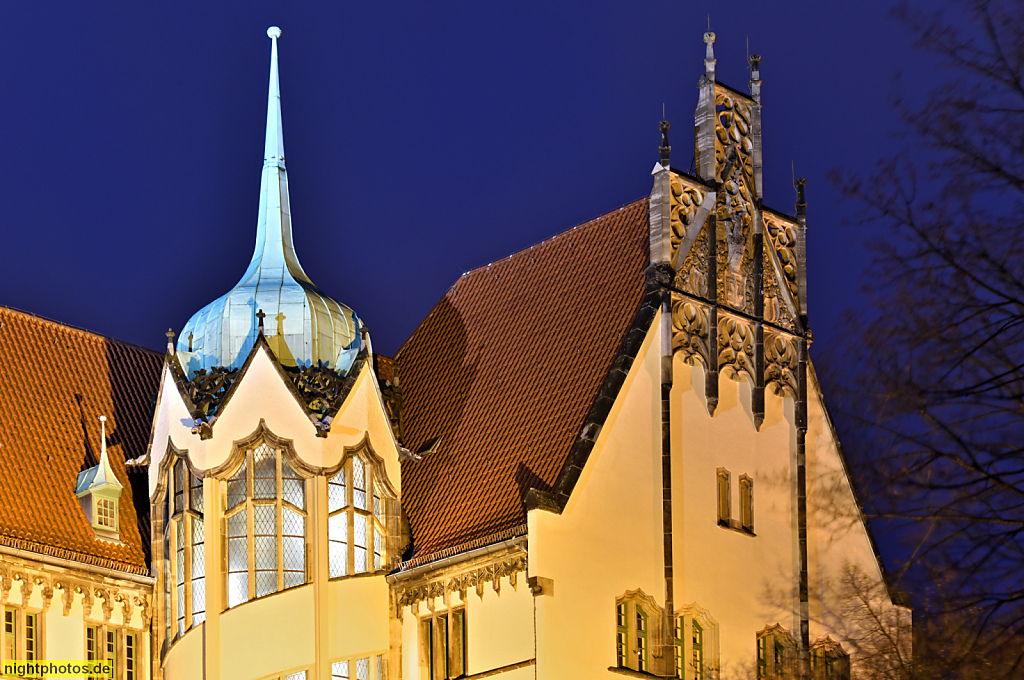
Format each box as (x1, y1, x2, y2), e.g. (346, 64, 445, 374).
(454, 196, 648, 282)
(0, 305, 162, 357)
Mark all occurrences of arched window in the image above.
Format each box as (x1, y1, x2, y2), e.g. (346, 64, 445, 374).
(164, 458, 204, 643)
(328, 453, 388, 578)
(674, 603, 719, 680)
(757, 624, 797, 680)
(224, 440, 308, 608)
(614, 590, 663, 674)
(811, 637, 850, 680)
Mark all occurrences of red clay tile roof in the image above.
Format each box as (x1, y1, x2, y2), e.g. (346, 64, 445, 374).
(0, 307, 161, 575)
(397, 198, 650, 561)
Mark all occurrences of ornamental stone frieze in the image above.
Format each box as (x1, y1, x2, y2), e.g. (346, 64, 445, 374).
(0, 558, 149, 624)
(391, 553, 528, 620)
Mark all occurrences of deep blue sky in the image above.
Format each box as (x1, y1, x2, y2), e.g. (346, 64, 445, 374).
(1, 2, 939, 359)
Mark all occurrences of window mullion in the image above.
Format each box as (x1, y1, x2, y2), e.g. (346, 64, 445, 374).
(277, 451, 284, 591)
(348, 459, 355, 575)
(184, 514, 191, 632)
(368, 467, 375, 568)
(247, 450, 256, 601)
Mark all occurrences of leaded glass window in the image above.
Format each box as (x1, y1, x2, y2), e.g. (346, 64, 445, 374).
(165, 457, 204, 642)
(333, 656, 386, 680)
(328, 453, 389, 578)
(223, 441, 308, 608)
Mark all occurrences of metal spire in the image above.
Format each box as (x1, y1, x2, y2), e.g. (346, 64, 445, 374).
(93, 415, 121, 489)
(240, 25, 311, 287)
(176, 26, 362, 376)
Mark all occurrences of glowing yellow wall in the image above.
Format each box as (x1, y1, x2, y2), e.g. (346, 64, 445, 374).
(529, 309, 663, 678)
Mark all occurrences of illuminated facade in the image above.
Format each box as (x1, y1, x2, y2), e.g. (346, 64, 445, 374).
(0, 26, 910, 680)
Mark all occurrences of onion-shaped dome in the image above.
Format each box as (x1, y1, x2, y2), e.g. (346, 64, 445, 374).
(177, 27, 362, 377)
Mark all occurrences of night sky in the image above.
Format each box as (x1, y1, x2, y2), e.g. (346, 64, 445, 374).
(1, 1, 946, 360)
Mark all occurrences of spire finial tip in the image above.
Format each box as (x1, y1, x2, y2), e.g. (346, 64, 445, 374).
(267, 26, 281, 39)
(99, 415, 107, 423)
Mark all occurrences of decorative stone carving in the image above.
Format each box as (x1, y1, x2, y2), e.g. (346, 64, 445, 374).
(764, 214, 801, 313)
(765, 331, 799, 397)
(134, 595, 152, 628)
(0, 569, 11, 603)
(114, 592, 133, 623)
(713, 88, 757, 316)
(671, 297, 710, 368)
(95, 588, 113, 622)
(763, 249, 798, 331)
(393, 554, 528, 620)
(669, 175, 705, 265)
(14, 572, 33, 603)
(39, 580, 54, 614)
(75, 584, 93, 617)
(186, 366, 239, 419)
(287, 364, 347, 416)
(676, 225, 710, 297)
(718, 316, 755, 381)
(55, 581, 74, 616)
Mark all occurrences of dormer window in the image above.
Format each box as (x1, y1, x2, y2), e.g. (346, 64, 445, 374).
(75, 415, 123, 539)
(96, 497, 117, 530)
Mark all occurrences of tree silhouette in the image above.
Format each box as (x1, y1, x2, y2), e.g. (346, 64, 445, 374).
(828, 1, 1024, 677)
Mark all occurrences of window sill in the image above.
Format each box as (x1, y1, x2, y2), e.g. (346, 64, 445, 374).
(718, 519, 756, 537)
(608, 666, 662, 678)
